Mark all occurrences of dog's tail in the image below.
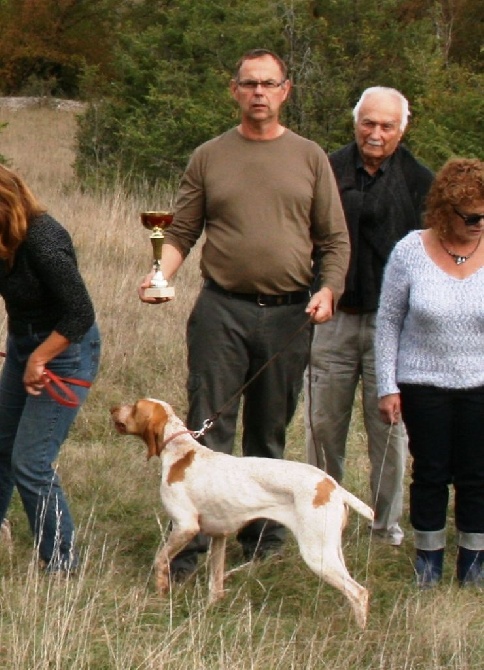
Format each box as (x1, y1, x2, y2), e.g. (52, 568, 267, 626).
(341, 489, 374, 521)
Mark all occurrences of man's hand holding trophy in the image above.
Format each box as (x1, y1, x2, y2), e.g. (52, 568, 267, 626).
(140, 211, 175, 299)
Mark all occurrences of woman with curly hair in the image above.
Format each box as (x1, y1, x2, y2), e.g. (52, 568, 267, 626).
(0, 165, 101, 573)
(376, 157, 484, 587)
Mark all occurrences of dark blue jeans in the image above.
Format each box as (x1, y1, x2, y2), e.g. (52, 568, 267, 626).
(0, 323, 101, 570)
(400, 383, 484, 537)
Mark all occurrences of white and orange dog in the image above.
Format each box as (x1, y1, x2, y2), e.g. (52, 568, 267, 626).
(110, 398, 374, 628)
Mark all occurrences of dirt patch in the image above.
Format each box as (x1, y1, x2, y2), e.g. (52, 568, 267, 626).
(0, 97, 87, 113)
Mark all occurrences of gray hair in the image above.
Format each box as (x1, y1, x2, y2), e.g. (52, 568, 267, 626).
(352, 86, 410, 132)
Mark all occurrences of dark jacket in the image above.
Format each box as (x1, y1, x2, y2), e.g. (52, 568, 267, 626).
(329, 142, 434, 311)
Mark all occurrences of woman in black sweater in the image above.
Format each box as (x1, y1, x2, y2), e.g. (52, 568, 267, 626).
(0, 165, 101, 573)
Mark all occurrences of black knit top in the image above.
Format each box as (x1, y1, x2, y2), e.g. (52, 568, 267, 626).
(0, 214, 95, 342)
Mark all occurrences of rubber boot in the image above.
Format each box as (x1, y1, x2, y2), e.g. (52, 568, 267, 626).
(415, 548, 444, 588)
(456, 547, 483, 587)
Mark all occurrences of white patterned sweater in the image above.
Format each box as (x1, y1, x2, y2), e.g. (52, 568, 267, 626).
(376, 230, 484, 397)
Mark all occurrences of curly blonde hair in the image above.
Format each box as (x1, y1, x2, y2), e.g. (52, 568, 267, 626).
(0, 165, 46, 267)
(425, 158, 484, 238)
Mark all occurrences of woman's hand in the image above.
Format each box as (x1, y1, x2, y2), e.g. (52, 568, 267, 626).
(378, 393, 401, 424)
(23, 331, 70, 395)
(23, 356, 47, 395)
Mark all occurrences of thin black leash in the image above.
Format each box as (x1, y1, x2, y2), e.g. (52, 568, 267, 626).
(305, 324, 394, 473)
(305, 322, 327, 470)
(192, 315, 313, 439)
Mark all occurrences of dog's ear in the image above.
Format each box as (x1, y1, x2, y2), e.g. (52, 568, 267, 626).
(142, 425, 158, 461)
(140, 402, 169, 460)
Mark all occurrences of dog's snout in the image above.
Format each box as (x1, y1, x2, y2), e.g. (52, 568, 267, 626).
(110, 406, 128, 434)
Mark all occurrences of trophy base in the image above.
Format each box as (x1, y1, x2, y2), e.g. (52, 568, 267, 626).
(145, 286, 175, 299)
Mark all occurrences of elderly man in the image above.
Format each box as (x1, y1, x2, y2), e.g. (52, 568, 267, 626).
(305, 86, 433, 546)
(139, 49, 349, 579)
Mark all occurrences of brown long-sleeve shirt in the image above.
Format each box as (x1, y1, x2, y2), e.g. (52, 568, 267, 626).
(165, 128, 349, 301)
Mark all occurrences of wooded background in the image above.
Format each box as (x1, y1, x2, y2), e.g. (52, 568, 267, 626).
(0, 0, 482, 186)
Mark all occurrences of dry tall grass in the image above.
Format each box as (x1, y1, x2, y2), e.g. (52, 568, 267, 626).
(0, 107, 482, 670)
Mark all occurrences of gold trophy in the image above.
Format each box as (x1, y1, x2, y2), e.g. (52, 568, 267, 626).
(140, 210, 175, 299)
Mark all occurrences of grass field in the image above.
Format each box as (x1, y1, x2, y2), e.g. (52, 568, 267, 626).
(0, 106, 482, 669)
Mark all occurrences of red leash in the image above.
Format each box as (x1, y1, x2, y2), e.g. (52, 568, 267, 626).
(42, 369, 91, 408)
(0, 351, 91, 408)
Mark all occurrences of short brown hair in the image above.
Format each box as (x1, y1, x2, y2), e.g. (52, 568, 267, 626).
(233, 49, 288, 81)
(425, 158, 484, 237)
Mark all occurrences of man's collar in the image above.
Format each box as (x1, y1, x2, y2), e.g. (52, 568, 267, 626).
(356, 153, 393, 175)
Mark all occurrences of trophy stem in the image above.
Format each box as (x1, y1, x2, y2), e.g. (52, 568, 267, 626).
(150, 227, 164, 264)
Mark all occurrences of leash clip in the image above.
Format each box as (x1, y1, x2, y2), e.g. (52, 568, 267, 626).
(192, 417, 215, 439)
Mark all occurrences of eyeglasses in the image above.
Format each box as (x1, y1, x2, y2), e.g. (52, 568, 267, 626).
(453, 207, 484, 226)
(236, 79, 286, 90)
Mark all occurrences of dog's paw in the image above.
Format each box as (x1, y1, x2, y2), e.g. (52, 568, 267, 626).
(155, 573, 171, 596)
(208, 589, 226, 605)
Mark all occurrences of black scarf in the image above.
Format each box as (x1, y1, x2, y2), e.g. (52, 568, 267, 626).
(329, 142, 433, 311)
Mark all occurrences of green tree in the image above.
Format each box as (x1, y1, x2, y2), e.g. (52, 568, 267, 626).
(76, 0, 285, 186)
(0, 0, 120, 96)
(397, 0, 483, 71)
(75, 0, 483, 188)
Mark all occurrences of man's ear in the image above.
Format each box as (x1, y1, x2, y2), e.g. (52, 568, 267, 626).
(281, 79, 292, 102)
(229, 78, 239, 102)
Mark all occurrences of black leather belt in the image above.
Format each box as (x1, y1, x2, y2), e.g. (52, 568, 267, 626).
(204, 279, 309, 307)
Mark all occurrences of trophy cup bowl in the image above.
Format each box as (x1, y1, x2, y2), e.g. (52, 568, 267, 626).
(141, 211, 174, 230)
(140, 210, 175, 299)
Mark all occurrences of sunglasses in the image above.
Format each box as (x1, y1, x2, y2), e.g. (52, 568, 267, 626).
(453, 207, 484, 226)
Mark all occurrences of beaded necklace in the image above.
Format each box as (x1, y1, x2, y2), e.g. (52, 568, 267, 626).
(439, 235, 482, 265)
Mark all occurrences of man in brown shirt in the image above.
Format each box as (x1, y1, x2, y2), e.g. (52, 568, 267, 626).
(139, 48, 349, 580)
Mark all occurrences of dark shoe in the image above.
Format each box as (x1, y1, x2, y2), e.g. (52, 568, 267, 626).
(169, 553, 198, 583)
(456, 547, 483, 587)
(415, 549, 444, 588)
(170, 564, 197, 584)
(242, 541, 284, 562)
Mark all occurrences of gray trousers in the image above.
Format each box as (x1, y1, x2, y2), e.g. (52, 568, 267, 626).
(304, 310, 406, 535)
(187, 286, 310, 461)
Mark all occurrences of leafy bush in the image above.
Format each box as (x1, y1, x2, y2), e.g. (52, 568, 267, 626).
(74, 0, 484, 190)
(75, 1, 286, 187)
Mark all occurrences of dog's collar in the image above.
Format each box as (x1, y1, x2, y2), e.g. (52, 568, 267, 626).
(159, 429, 195, 451)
